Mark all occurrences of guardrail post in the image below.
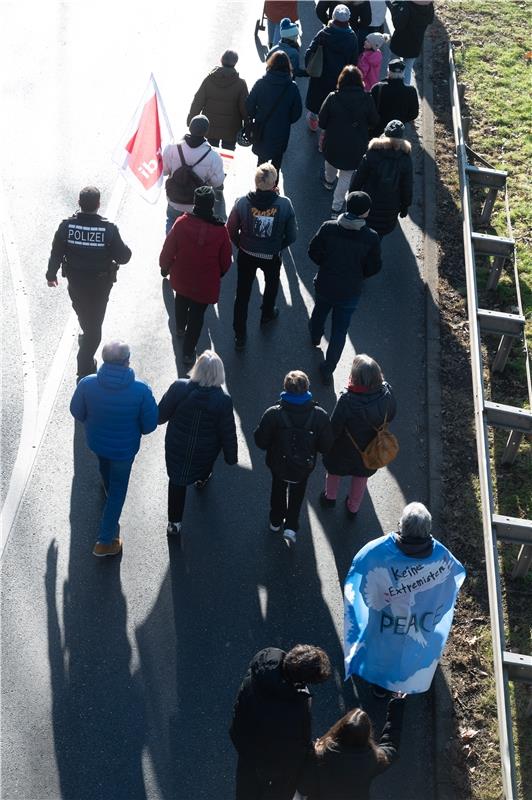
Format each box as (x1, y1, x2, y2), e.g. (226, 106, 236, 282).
(480, 187, 499, 226)
(501, 430, 523, 465)
(487, 255, 507, 291)
(492, 334, 516, 373)
(512, 545, 532, 578)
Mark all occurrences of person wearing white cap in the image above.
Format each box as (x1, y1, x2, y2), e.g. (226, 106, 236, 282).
(357, 31, 390, 91)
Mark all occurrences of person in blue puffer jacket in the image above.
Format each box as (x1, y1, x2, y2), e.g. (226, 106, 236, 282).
(158, 350, 237, 542)
(70, 339, 158, 558)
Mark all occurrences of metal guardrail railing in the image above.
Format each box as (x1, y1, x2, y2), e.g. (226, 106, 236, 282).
(448, 44, 532, 800)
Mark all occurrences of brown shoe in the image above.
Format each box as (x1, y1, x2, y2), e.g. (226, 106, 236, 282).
(93, 538, 122, 557)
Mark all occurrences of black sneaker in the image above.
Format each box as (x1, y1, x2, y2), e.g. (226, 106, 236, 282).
(234, 336, 246, 351)
(260, 307, 279, 326)
(319, 491, 336, 508)
(182, 352, 195, 366)
(345, 497, 358, 519)
(319, 363, 333, 386)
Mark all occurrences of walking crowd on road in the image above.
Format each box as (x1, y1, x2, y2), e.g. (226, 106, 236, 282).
(46, 3, 467, 798)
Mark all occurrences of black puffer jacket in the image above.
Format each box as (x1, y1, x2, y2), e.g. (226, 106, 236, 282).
(158, 379, 237, 485)
(319, 86, 378, 171)
(389, 1, 435, 59)
(309, 216, 381, 302)
(349, 137, 413, 237)
(305, 24, 358, 115)
(301, 697, 405, 800)
(229, 648, 313, 780)
(254, 398, 333, 482)
(316, 1, 372, 31)
(370, 79, 419, 136)
(323, 382, 396, 477)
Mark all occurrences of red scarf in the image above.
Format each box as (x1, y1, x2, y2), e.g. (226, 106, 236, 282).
(347, 381, 371, 394)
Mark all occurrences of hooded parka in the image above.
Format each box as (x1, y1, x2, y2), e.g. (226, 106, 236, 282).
(318, 86, 378, 170)
(246, 69, 302, 160)
(187, 66, 249, 143)
(305, 23, 359, 115)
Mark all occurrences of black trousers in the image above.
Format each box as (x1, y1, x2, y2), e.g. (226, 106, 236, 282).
(270, 474, 308, 531)
(174, 293, 208, 358)
(208, 137, 236, 150)
(168, 482, 187, 523)
(235, 756, 298, 800)
(67, 273, 113, 377)
(255, 151, 284, 175)
(233, 251, 281, 338)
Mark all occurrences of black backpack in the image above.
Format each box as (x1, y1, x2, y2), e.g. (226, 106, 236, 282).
(165, 143, 211, 204)
(271, 408, 318, 482)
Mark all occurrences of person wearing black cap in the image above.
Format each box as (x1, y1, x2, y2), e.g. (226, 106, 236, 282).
(349, 119, 413, 239)
(159, 186, 232, 365)
(162, 115, 225, 234)
(46, 186, 132, 381)
(370, 59, 419, 136)
(308, 191, 381, 385)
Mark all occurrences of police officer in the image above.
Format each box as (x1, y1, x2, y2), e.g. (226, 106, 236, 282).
(46, 186, 132, 380)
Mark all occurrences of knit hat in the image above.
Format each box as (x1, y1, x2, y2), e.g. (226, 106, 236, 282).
(189, 114, 210, 137)
(193, 185, 215, 211)
(280, 17, 299, 40)
(221, 49, 238, 67)
(346, 191, 371, 216)
(332, 4, 351, 22)
(384, 119, 406, 139)
(365, 32, 389, 50)
(388, 58, 406, 74)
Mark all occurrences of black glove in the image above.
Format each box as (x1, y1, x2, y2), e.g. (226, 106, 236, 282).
(399, 209, 408, 218)
(160, 267, 169, 278)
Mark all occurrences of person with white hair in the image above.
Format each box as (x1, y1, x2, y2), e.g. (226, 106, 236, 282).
(70, 340, 158, 557)
(157, 350, 237, 541)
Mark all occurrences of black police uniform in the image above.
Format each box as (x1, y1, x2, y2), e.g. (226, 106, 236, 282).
(46, 212, 132, 378)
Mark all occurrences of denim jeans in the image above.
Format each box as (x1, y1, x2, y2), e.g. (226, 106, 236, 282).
(309, 292, 360, 374)
(166, 205, 184, 236)
(97, 457, 134, 543)
(390, 52, 416, 85)
(266, 20, 281, 47)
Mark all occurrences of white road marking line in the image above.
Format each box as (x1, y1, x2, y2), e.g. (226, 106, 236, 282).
(0, 176, 126, 560)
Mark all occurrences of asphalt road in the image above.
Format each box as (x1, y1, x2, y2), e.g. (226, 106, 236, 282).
(1, 2, 434, 799)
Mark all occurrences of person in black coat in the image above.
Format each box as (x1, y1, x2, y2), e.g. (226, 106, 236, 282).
(316, 1, 371, 32)
(370, 58, 419, 136)
(254, 370, 333, 544)
(305, 5, 358, 131)
(299, 694, 405, 800)
(230, 645, 331, 800)
(246, 50, 302, 173)
(389, 0, 435, 85)
(308, 192, 381, 385)
(320, 354, 396, 518)
(349, 119, 413, 238)
(157, 350, 237, 538)
(319, 65, 378, 216)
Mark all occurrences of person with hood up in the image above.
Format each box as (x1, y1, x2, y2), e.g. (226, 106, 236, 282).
(357, 31, 390, 91)
(230, 644, 331, 800)
(370, 58, 419, 136)
(389, 0, 435, 85)
(305, 4, 358, 132)
(158, 350, 237, 541)
(300, 694, 406, 800)
(349, 119, 413, 238)
(319, 65, 378, 217)
(320, 354, 396, 518)
(162, 115, 225, 234)
(308, 192, 381, 385)
(187, 50, 249, 151)
(159, 186, 232, 365)
(70, 340, 158, 557)
(246, 50, 302, 173)
(254, 370, 333, 545)
(227, 163, 297, 350)
(267, 17, 307, 77)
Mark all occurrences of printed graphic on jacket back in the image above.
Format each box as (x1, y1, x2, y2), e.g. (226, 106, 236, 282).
(251, 205, 277, 238)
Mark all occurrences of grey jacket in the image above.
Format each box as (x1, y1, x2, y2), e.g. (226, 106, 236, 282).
(227, 190, 298, 257)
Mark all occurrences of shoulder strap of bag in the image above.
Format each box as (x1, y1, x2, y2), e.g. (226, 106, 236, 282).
(279, 407, 315, 430)
(177, 143, 186, 167)
(261, 81, 293, 126)
(191, 145, 212, 168)
(176, 143, 212, 169)
(345, 402, 389, 452)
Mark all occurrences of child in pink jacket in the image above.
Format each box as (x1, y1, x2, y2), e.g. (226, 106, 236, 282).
(358, 32, 390, 91)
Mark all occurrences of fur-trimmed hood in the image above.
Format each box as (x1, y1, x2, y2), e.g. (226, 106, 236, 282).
(367, 136, 412, 154)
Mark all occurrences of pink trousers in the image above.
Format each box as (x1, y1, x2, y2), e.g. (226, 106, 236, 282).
(325, 474, 368, 513)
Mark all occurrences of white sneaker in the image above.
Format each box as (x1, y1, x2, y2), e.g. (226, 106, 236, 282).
(269, 522, 282, 532)
(283, 529, 297, 544)
(167, 522, 182, 536)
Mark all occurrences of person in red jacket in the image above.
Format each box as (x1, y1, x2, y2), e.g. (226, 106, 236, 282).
(159, 186, 232, 365)
(264, 1, 299, 48)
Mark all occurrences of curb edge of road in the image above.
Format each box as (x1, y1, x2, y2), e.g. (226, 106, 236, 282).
(422, 29, 457, 800)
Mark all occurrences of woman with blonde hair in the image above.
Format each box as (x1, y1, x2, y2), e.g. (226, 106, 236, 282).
(158, 350, 237, 539)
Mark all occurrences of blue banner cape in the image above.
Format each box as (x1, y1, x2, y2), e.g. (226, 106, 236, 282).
(344, 533, 466, 693)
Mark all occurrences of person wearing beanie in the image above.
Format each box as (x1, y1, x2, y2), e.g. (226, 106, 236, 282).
(227, 163, 298, 350)
(319, 64, 378, 217)
(316, 1, 371, 32)
(357, 31, 390, 91)
(159, 185, 232, 365)
(162, 115, 225, 234)
(305, 3, 358, 132)
(389, 0, 435, 85)
(187, 51, 249, 152)
(253, 371, 333, 544)
(267, 17, 307, 77)
(320, 354, 396, 518)
(308, 191, 381, 385)
(349, 119, 413, 238)
(370, 58, 419, 136)
(263, 0, 300, 49)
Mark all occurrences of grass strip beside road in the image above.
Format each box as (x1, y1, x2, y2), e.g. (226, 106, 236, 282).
(431, 3, 531, 799)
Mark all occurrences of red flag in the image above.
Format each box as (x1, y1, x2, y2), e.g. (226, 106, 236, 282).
(113, 74, 173, 203)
